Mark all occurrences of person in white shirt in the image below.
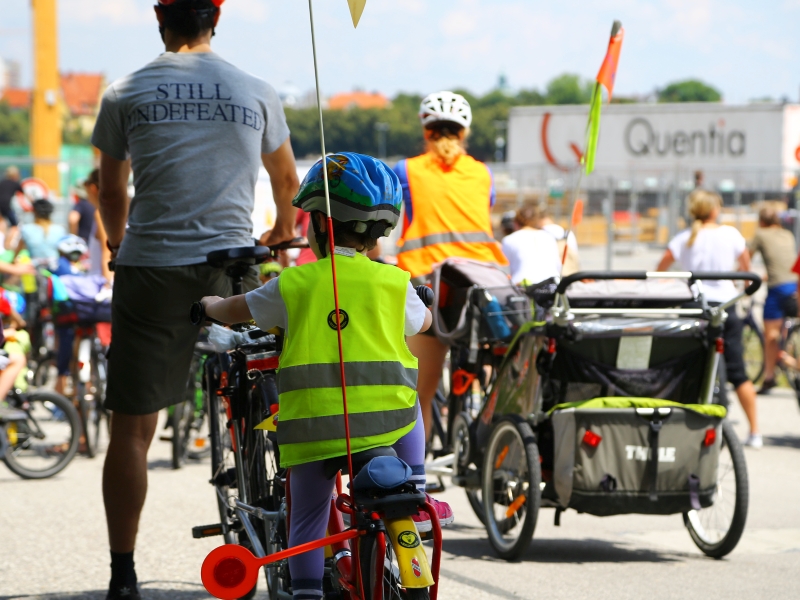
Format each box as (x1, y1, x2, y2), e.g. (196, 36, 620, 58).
(501, 205, 561, 285)
(656, 190, 761, 448)
(540, 207, 579, 275)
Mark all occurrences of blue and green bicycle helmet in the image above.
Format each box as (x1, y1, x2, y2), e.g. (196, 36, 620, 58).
(292, 152, 402, 240)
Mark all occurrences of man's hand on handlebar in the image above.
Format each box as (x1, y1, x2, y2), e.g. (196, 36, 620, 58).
(259, 222, 296, 248)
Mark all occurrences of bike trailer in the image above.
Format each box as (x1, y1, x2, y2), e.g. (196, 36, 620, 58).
(549, 398, 725, 516)
(430, 258, 529, 357)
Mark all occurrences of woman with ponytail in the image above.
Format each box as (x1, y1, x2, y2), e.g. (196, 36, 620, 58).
(657, 189, 761, 447)
(393, 91, 507, 437)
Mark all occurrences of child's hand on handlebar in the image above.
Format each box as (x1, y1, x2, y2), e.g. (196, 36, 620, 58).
(201, 296, 225, 321)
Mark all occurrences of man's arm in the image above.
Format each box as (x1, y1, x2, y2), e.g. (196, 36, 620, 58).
(98, 152, 131, 250)
(260, 138, 299, 247)
(68, 210, 80, 235)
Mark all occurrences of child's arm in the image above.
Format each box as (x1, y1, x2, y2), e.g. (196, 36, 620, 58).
(418, 309, 432, 333)
(201, 294, 253, 325)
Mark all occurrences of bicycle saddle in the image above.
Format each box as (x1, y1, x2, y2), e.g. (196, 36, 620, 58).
(322, 446, 397, 480)
(206, 246, 271, 268)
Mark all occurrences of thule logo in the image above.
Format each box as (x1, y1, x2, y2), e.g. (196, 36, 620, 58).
(625, 445, 676, 462)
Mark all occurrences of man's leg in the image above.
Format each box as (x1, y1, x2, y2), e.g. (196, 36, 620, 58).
(103, 412, 159, 553)
(406, 334, 449, 440)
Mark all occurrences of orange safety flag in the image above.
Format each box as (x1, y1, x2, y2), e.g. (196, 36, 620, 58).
(584, 21, 624, 175)
(596, 21, 624, 100)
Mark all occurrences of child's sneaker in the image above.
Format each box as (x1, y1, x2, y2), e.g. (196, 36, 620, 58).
(412, 493, 454, 532)
(744, 433, 763, 449)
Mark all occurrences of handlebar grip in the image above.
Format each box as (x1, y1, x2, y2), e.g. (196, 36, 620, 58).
(416, 285, 434, 308)
(190, 302, 206, 326)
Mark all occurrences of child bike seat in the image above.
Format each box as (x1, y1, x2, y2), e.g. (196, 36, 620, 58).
(352, 455, 412, 492)
(322, 446, 397, 480)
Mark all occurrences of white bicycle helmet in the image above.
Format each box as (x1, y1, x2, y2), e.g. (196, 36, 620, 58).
(419, 91, 472, 129)
(57, 234, 88, 258)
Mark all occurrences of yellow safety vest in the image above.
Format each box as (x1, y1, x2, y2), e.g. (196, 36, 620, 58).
(277, 250, 419, 467)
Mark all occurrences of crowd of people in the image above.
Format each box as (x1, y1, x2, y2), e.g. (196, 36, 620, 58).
(2, 1, 797, 599)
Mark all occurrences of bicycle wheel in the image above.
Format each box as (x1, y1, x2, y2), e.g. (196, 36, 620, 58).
(33, 357, 58, 389)
(3, 391, 81, 479)
(482, 418, 541, 561)
(359, 532, 430, 600)
(741, 319, 765, 384)
(207, 365, 238, 545)
(170, 399, 193, 469)
(186, 355, 211, 460)
(451, 411, 484, 524)
(683, 420, 749, 558)
(781, 324, 800, 410)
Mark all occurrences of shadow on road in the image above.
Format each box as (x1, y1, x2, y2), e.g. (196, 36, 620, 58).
(443, 535, 681, 563)
(764, 435, 800, 449)
(1, 581, 209, 600)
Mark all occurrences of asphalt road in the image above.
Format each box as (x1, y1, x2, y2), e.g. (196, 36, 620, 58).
(2, 247, 799, 599)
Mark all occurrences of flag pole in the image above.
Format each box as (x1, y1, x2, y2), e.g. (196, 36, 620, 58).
(307, 0, 356, 493)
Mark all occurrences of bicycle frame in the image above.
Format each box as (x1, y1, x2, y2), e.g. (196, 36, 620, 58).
(203, 477, 442, 600)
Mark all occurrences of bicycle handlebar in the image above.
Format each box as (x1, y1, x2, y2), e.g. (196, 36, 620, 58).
(416, 285, 434, 308)
(555, 270, 762, 297)
(267, 237, 310, 254)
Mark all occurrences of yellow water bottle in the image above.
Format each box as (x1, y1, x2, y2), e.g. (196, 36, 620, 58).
(18, 255, 37, 294)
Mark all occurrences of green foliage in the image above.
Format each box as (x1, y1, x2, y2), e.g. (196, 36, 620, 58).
(0, 103, 29, 145)
(658, 79, 721, 103)
(545, 74, 594, 105)
(285, 75, 721, 162)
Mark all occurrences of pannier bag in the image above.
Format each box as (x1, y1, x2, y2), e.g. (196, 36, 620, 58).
(549, 398, 725, 516)
(430, 258, 529, 359)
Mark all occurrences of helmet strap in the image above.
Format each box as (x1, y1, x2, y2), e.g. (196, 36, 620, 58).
(310, 212, 329, 259)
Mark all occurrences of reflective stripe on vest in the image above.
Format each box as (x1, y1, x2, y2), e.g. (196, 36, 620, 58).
(277, 252, 419, 467)
(278, 401, 419, 445)
(278, 361, 417, 394)
(397, 230, 497, 254)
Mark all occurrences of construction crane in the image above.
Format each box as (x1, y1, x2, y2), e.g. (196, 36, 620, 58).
(30, 0, 62, 193)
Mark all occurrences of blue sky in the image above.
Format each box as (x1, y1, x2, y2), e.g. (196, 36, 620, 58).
(2, 0, 799, 103)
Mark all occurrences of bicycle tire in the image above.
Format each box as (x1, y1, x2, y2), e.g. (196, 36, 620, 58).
(77, 394, 98, 459)
(3, 390, 81, 479)
(359, 532, 431, 600)
(482, 418, 541, 561)
(207, 361, 237, 545)
(170, 400, 193, 469)
(32, 357, 58, 389)
(780, 323, 800, 411)
(741, 318, 765, 384)
(683, 420, 749, 558)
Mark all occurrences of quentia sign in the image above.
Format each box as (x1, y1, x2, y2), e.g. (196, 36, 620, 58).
(507, 102, 800, 189)
(624, 117, 745, 158)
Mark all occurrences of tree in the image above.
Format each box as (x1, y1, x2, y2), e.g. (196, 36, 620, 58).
(0, 103, 29, 145)
(658, 79, 721, 103)
(545, 74, 593, 105)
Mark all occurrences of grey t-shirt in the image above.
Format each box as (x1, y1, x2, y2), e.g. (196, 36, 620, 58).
(91, 52, 290, 267)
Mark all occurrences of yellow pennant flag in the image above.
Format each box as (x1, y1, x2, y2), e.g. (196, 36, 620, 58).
(347, 0, 367, 27)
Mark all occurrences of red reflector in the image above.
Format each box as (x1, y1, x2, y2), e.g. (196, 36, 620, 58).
(548, 338, 556, 354)
(247, 356, 279, 371)
(493, 345, 508, 356)
(716, 338, 724, 353)
(582, 430, 602, 448)
(270, 403, 279, 415)
(704, 428, 717, 447)
(77, 361, 85, 370)
(214, 557, 247, 589)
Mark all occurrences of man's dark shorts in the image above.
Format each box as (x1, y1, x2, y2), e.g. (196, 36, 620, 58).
(105, 264, 258, 415)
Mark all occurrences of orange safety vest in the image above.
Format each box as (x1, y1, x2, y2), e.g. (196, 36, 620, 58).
(396, 153, 507, 279)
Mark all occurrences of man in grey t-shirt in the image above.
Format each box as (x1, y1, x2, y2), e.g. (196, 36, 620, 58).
(91, 2, 299, 598)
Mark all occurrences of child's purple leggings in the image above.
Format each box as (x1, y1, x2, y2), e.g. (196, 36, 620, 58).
(287, 405, 426, 600)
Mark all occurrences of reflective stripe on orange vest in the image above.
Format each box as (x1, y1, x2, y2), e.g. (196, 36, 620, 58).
(396, 231, 497, 254)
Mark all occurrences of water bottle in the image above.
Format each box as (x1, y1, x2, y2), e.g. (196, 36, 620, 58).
(481, 290, 511, 340)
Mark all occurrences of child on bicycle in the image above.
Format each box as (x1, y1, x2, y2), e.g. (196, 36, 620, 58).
(201, 152, 453, 600)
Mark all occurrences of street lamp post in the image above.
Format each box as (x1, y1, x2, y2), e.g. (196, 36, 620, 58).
(375, 122, 390, 160)
(493, 120, 507, 163)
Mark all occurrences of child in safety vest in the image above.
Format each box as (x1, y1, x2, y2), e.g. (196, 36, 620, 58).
(201, 152, 453, 600)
